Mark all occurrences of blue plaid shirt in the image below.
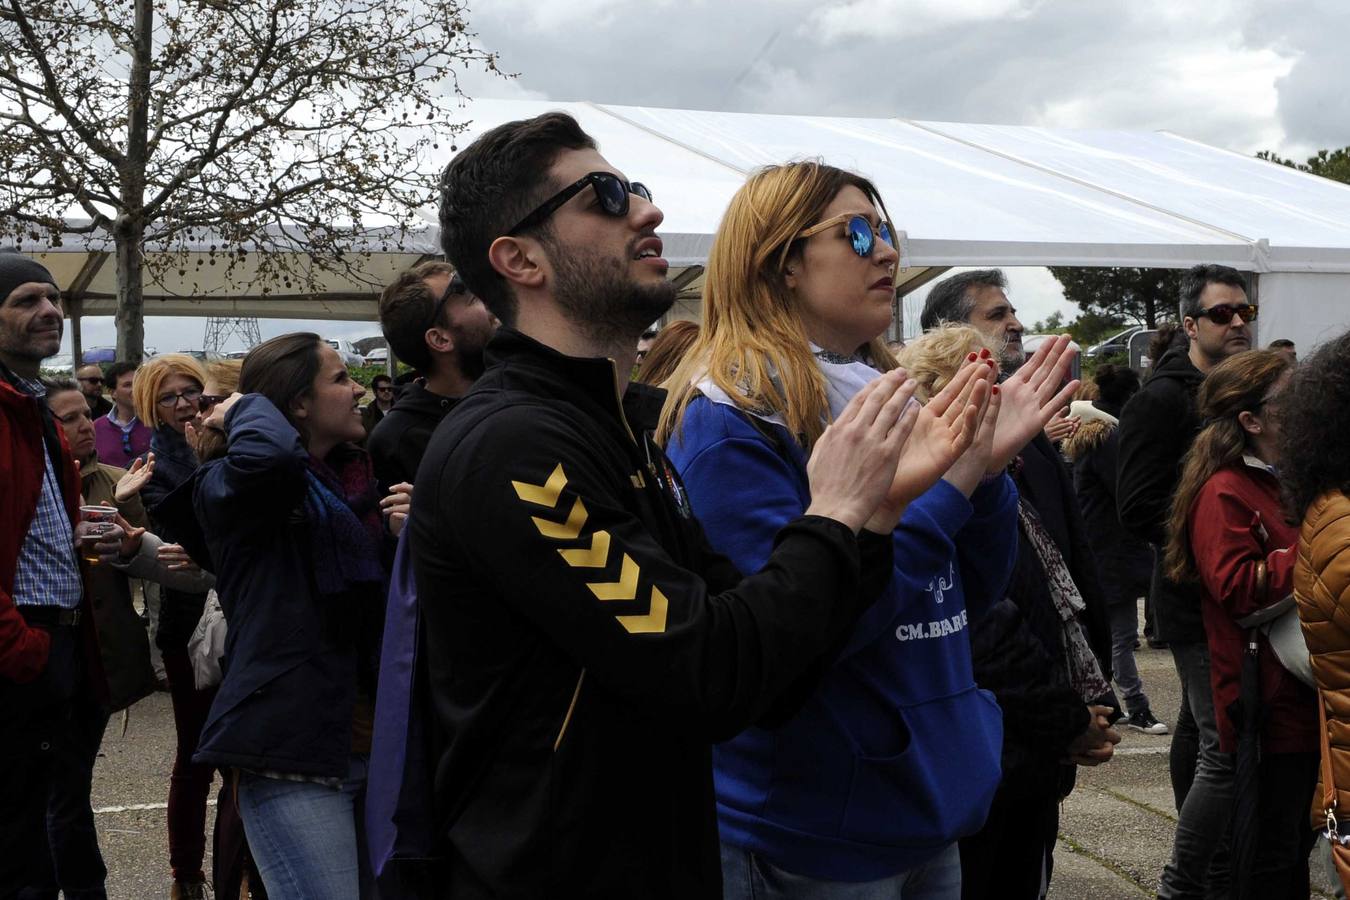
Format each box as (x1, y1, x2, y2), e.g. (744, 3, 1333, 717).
(11, 376, 83, 609)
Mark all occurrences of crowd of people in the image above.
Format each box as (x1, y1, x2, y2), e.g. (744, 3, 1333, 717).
(2, 110, 1349, 900)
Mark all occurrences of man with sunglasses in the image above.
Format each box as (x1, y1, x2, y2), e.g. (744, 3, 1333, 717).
(405, 112, 922, 898)
(1117, 262, 1256, 899)
(360, 372, 397, 439)
(75, 364, 113, 420)
(369, 261, 497, 493)
(93, 361, 152, 468)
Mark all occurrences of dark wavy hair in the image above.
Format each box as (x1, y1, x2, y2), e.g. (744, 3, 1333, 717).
(1280, 328, 1350, 522)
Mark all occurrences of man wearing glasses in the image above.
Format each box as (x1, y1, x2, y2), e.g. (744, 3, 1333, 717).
(74, 364, 113, 420)
(93, 361, 151, 468)
(369, 262, 497, 492)
(1117, 263, 1256, 898)
(361, 373, 396, 438)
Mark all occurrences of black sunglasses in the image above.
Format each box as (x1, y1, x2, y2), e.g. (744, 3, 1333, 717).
(506, 172, 652, 236)
(1195, 302, 1258, 325)
(426, 273, 469, 332)
(197, 393, 229, 413)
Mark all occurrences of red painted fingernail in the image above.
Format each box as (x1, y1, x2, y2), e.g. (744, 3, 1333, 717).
(992, 385, 1000, 395)
(967, 352, 978, 361)
(980, 349, 992, 359)
(986, 359, 996, 368)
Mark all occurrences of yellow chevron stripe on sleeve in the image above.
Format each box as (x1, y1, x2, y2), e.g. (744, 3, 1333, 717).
(617, 586, 669, 634)
(560, 530, 611, 568)
(512, 464, 567, 507)
(531, 497, 588, 541)
(587, 553, 639, 601)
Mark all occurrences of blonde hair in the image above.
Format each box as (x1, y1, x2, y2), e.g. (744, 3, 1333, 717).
(133, 354, 207, 429)
(657, 161, 898, 449)
(1163, 350, 1291, 582)
(205, 359, 242, 395)
(894, 325, 996, 402)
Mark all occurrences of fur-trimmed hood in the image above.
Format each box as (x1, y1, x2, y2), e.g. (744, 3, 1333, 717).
(1062, 400, 1117, 462)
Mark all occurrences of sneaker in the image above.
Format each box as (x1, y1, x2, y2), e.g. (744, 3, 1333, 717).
(1126, 708, 1169, 735)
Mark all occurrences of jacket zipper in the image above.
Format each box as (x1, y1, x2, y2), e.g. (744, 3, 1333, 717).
(607, 359, 640, 447)
(553, 669, 586, 751)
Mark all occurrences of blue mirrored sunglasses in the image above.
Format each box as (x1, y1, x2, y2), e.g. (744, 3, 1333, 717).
(797, 213, 895, 259)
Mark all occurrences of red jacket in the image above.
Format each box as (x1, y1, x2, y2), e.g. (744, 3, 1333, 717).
(0, 372, 100, 688)
(1190, 458, 1317, 754)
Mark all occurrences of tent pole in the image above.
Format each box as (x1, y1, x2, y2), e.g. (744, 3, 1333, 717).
(69, 297, 84, 369)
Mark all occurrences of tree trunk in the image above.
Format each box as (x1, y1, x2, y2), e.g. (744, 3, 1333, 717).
(114, 220, 146, 363)
(115, 0, 153, 364)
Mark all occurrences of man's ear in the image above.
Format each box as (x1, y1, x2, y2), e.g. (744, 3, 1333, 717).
(1182, 316, 1199, 342)
(488, 235, 546, 292)
(424, 326, 456, 356)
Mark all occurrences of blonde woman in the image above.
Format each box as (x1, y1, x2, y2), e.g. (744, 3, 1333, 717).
(132, 354, 216, 899)
(659, 161, 1078, 898)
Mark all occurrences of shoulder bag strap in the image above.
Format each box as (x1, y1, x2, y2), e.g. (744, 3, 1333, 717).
(1320, 688, 1340, 834)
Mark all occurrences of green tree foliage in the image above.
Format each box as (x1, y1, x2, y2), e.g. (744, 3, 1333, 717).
(1048, 266, 1182, 330)
(0, 0, 501, 361)
(1256, 147, 1350, 185)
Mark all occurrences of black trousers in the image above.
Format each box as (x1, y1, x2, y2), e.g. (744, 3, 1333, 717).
(959, 770, 1062, 900)
(1244, 751, 1318, 899)
(0, 624, 108, 900)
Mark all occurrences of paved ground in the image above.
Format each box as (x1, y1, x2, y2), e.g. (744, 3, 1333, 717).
(91, 629, 1338, 898)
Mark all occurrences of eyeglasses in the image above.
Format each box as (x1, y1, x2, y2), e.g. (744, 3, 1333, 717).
(197, 393, 229, 413)
(77, 376, 103, 386)
(506, 172, 652, 236)
(797, 214, 895, 259)
(1195, 302, 1258, 325)
(156, 387, 203, 408)
(425, 272, 469, 332)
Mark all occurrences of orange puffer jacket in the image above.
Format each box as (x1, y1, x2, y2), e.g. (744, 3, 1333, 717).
(1295, 490, 1350, 831)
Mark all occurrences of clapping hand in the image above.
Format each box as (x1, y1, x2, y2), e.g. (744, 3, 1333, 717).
(157, 543, 201, 573)
(864, 355, 996, 529)
(1043, 408, 1080, 444)
(989, 334, 1080, 473)
(115, 453, 155, 503)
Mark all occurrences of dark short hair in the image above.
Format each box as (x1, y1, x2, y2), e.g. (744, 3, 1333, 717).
(41, 376, 81, 397)
(1280, 328, 1350, 520)
(920, 269, 1008, 331)
(438, 112, 597, 327)
(105, 361, 137, 385)
(1179, 264, 1247, 320)
(378, 261, 457, 373)
(1092, 363, 1140, 408)
(240, 333, 325, 444)
(1268, 338, 1295, 350)
(371, 373, 393, 388)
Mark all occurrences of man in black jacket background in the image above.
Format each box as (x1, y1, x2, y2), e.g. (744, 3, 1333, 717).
(1117, 263, 1254, 899)
(410, 111, 974, 898)
(368, 262, 498, 493)
(920, 269, 1120, 900)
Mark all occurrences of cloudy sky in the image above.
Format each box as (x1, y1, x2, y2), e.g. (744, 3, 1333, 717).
(59, 0, 1348, 357)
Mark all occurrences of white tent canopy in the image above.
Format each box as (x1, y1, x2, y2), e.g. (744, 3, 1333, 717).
(29, 99, 1350, 351)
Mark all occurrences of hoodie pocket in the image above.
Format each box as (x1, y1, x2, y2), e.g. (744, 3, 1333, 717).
(838, 687, 1003, 847)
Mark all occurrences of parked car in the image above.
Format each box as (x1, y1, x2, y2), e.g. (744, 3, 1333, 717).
(174, 349, 225, 363)
(325, 338, 365, 367)
(1023, 334, 1082, 382)
(364, 347, 389, 365)
(1084, 325, 1145, 359)
(225, 349, 251, 360)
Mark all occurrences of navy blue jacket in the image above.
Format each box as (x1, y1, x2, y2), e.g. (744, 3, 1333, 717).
(165, 394, 385, 778)
(143, 424, 208, 651)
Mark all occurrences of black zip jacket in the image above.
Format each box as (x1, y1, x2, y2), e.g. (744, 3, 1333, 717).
(367, 381, 461, 494)
(408, 328, 891, 899)
(1116, 346, 1205, 643)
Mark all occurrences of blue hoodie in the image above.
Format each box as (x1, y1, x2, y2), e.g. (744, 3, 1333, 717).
(667, 395, 1017, 881)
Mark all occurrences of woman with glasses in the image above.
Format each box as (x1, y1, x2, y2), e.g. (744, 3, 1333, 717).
(1163, 349, 1316, 896)
(158, 333, 389, 899)
(658, 161, 1078, 898)
(129, 354, 220, 899)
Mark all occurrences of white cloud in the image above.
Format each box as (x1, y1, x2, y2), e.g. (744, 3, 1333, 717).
(810, 0, 1041, 42)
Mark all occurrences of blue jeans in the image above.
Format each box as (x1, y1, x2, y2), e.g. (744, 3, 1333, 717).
(1158, 642, 1233, 900)
(721, 841, 961, 899)
(238, 756, 375, 900)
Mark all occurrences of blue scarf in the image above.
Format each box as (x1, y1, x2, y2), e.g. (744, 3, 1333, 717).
(303, 458, 383, 597)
